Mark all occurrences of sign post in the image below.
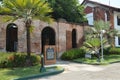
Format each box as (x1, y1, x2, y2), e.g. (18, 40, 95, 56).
(44, 45, 56, 65)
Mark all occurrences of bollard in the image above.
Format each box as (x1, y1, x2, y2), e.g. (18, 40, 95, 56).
(40, 54, 46, 72)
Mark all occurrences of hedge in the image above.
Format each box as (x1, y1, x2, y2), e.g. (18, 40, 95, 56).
(61, 48, 85, 60)
(0, 52, 40, 68)
(109, 47, 120, 54)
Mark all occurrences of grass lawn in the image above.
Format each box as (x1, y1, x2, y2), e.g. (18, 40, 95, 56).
(73, 55, 120, 65)
(0, 65, 63, 80)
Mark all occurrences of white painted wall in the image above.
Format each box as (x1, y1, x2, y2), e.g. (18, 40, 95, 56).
(114, 11, 120, 47)
(86, 13, 94, 25)
(84, 3, 99, 25)
(105, 12, 107, 22)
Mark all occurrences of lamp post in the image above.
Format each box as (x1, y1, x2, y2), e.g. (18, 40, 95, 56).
(40, 54, 46, 72)
(100, 30, 105, 61)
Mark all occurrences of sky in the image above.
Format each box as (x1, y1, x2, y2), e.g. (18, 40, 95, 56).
(79, 0, 120, 8)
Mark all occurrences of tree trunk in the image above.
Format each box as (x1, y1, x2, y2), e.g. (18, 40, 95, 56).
(25, 20, 32, 66)
(26, 26, 31, 57)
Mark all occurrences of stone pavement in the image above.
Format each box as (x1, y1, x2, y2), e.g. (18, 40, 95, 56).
(36, 61, 120, 80)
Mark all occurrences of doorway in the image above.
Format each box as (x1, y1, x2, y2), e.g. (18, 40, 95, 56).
(72, 29, 77, 48)
(6, 23, 18, 52)
(41, 27, 55, 53)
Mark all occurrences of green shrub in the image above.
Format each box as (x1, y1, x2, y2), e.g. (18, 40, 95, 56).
(0, 52, 13, 68)
(0, 52, 40, 68)
(103, 47, 111, 55)
(109, 47, 120, 54)
(30, 54, 41, 65)
(61, 48, 85, 60)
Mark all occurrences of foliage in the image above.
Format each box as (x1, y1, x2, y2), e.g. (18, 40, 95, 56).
(47, 0, 87, 23)
(83, 38, 108, 52)
(109, 47, 120, 54)
(94, 20, 110, 32)
(85, 20, 119, 47)
(61, 48, 85, 60)
(73, 54, 120, 65)
(83, 38, 101, 54)
(0, 0, 53, 59)
(106, 29, 120, 47)
(0, 65, 63, 80)
(103, 47, 111, 55)
(85, 20, 109, 39)
(84, 20, 119, 54)
(0, 52, 12, 68)
(82, 38, 105, 60)
(83, 20, 118, 60)
(0, 0, 53, 22)
(0, 52, 40, 68)
(0, 65, 41, 80)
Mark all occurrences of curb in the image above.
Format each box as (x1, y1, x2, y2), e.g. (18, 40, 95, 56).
(14, 66, 64, 80)
(72, 60, 120, 65)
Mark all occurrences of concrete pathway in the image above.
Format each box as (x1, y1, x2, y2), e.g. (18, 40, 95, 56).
(35, 61, 120, 80)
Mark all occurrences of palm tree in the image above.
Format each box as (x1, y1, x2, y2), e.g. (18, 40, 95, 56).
(85, 20, 119, 47)
(83, 38, 107, 60)
(84, 20, 119, 60)
(0, 0, 53, 64)
(94, 20, 120, 47)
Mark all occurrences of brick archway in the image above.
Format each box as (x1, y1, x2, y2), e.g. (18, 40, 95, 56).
(6, 23, 18, 52)
(41, 27, 56, 53)
(72, 29, 77, 48)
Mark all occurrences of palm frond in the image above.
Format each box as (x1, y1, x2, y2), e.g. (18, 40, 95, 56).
(0, 0, 53, 23)
(84, 42, 93, 48)
(94, 20, 110, 31)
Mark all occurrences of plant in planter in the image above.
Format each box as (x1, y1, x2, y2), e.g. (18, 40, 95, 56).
(83, 38, 101, 59)
(83, 20, 119, 61)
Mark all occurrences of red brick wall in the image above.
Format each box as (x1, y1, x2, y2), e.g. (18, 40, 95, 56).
(0, 16, 84, 58)
(93, 7, 114, 28)
(109, 11, 114, 29)
(84, 6, 93, 14)
(93, 7, 105, 21)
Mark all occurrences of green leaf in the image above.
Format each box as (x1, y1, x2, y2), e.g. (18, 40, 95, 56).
(29, 25, 35, 33)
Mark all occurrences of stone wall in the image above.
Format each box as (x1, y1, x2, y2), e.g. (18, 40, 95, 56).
(0, 15, 84, 58)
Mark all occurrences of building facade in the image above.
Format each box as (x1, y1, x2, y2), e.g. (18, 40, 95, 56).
(0, 16, 84, 58)
(82, 0, 120, 47)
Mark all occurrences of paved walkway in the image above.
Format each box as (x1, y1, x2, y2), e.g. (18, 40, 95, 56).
(36, 61, 120, 80)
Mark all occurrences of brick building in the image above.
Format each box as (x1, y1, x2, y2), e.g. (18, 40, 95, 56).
(82, 0, 120, 47)
(0, 16, 84, 58)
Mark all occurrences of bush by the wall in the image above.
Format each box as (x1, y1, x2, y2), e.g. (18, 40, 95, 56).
(0, 52, 40, 68)
(0, 52, 13, 68)
(61, 48, 85, 60)
(109, 47, 120, 54)
(30, 54, 41, 65)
